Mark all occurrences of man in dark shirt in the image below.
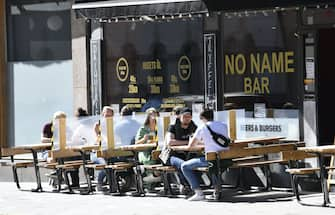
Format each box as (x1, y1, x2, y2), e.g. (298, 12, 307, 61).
(166, 107, 197, 192)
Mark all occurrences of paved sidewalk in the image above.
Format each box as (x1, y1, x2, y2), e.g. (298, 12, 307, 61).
(0, 182, 334, 215)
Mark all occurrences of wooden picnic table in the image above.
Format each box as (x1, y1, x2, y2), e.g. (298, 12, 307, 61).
(297, 145, 335, 206)
(13, 143, 53, 192)
(206, 138, 300, 199)
(118, 143, 158, 196)
(67, 144, 101, 194)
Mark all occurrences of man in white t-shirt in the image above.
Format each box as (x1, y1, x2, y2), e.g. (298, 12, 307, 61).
(181, 109, 229, 201)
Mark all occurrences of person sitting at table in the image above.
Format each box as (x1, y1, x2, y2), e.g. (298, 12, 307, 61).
(93, 106, 114, 191)
(41, 110, 79, 188)
(135, 107, 161, 183)
(71, 107, 90, 146)
(166, 107, 197, 194)
(181, 109, 229, 201)
(114, 105, 141, 146)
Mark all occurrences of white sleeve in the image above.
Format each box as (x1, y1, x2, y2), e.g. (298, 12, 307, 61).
(193, 126, 204, 141)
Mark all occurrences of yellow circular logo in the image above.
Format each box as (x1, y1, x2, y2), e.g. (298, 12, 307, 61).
(178, 55, 191, 81)
(116, 57, 129, 82)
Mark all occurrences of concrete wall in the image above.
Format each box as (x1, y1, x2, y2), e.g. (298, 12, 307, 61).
(0, 0, 7, 151)
(71, 11, 89, 113)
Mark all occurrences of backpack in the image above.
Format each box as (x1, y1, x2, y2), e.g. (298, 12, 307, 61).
(206, 124, 231, 148)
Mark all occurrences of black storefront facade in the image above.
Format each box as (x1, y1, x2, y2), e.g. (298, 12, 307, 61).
(73, 0, 335, 188)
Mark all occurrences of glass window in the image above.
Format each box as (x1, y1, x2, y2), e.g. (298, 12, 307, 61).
(6, 1, 73, 146)
(221, 10, 300, 110)
(103, 18, 204, 112)
(7, 1, 72, 61)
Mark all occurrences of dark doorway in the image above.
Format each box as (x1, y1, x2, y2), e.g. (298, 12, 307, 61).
(317, 28, 335, 145)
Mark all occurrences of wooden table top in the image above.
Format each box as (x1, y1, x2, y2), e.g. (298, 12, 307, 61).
(298, 145, 335, 154)
(232, 136, 285, 147)
(118, 143, 157, 152)
(171, 145, 204, 152)
(69, 144, 100, 152)
(215, 142, 297, 160)
(14, 143, 53, 151)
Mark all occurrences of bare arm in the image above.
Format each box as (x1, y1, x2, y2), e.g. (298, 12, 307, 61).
(187, 136, 200, 148)
(135, 134, 149, 144)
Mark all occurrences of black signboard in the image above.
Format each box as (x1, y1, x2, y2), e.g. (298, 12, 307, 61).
(103, 19, 204, 111)
(90, 40, 102, 115)
(204, 33, 217, 110)
(222, 10, 301, 108)
(204, 0, 333, 11)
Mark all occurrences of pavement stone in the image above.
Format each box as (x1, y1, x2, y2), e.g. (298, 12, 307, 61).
(0, 182, 334, 215)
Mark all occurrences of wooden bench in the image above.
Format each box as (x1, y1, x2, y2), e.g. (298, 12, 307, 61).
(1, 147, 45, 190)
(204, 142, 305, 198)
(45, 148, 92, 193)
(285, 143, 335, 206)
(84, 161, 135, 194)
(286, 167, 335, 175)
(286, 166, 335, 204)
(139, 150, 178, 196)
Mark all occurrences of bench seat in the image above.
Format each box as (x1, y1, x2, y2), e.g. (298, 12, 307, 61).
(38, 162, 58, 169)
(10, 161, 34, 168)
(154, 165, 176, 172)
(286, 166, 335, 175)
(105, 162, 134, 170)
(193, 167, 209, 172)
(143, 164, 163, 170)
(85, 164, 105, 170)
(234, 159, 288, 168)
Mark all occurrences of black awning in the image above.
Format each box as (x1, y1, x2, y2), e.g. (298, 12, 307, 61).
(203, 0, 334, 11)
(73, 0, 208, 19)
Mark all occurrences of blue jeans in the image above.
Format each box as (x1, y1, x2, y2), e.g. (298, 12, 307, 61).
(181, 156, 208, 190)
(90, 153, 106, 184)
(169, 156, 188, 185)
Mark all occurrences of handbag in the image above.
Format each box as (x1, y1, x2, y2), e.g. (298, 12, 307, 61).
(158, 145, 172, 165)
(206, 124, 231, 147)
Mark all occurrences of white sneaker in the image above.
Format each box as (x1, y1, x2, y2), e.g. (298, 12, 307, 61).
(188, 193, 205, 201)
(143, 174, 161, 183)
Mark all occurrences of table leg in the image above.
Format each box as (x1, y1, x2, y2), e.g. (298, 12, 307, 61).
(214, 155, 223, 200)
(132, 151, 145, 196)
(318, 154, 330, 206)
(80, 151, 93, 194)
(31, 150, 43, 192)
(10, 155, 21, 189)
